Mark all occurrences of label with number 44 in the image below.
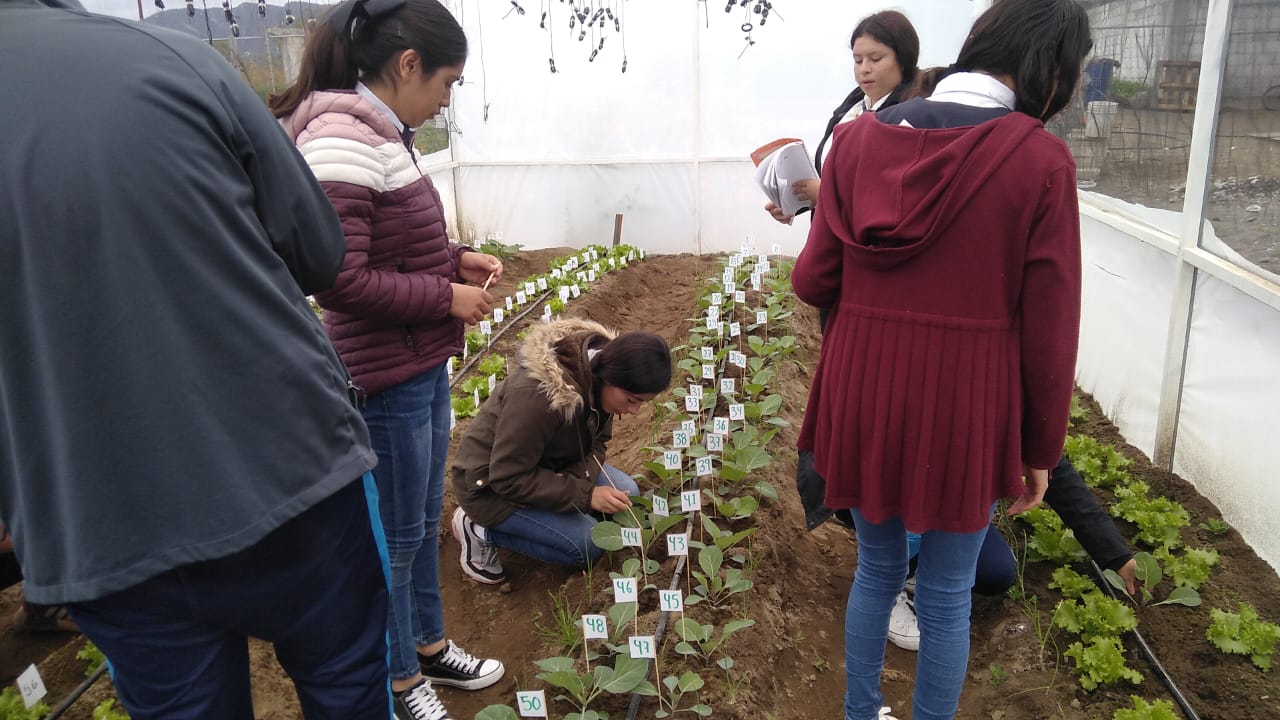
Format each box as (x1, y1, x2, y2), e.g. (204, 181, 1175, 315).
(517, 690, 548, 718)
(620, 527, 643, 547)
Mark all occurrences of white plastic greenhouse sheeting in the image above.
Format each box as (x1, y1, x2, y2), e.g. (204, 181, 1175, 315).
(429, 0, 968, 253)
(1077, 193, 1280, 571)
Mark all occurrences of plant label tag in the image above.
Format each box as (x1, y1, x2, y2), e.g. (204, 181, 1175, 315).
(662, 451, 681, 471)
(672, 430, 691, 449)
(701, 364, 715, 380)
(711, 292, 723, 306)
(588, 269, 597, 283)
(734, 290, 746, 304)
(681, 420, 696, 434)
(552, 268, 562, 279)
(758, 253, 769, 264)
(450, 409, 456, 431)
(751, 273, 762, 291)
(756, 310, 768, 325)
(707, 306, 720, 323)
(729, 322, 741, 338)
(517, 691, 548, 718)
(629, 251, 636, 262)
(537, 277, 548, 291)
(771, 243, 782, 255)
(717, 322, 726, 338)
(652, 494, 670, 517)
(706, 433, 724, 453)
(705, 316, 718, 331)
(724, 281, 736, 296)
(613, 577, 638, 603)
(462, 343, 468, 361)
(479, 320, 492, 336)
(446, 358, 454, 377)
(628, 636, 656, 659)
(722, 268, 734, 286)
(571, 284, 581, 298)
(581, 251, 591, 264)
(505, 296, 513, 311)
(666, 533, 689, 557)
(689, 384, 704, 400)
(525, 282, 536, 296)
(559, 287, 571, 302)
(700, 346, 714, 361)
(660, 589, 684, 612)
(760, 260, 771, 273)
(684, 394, 700, 413)
(729, 403, 745, 421)
(17, 664, 47, 708)
(542, 306, 553, 321)
(473, 389, 480, 406)
(712, 417, 729, 435)
(609, 257, 616, 268)
(730, 351, 747, 368)
(577, 272, 587, 283)
(494, 308, 505, 324)
(620, 527, 642, 548)
(620, 255, 628, 267)
(681, 490, 701, 513)
(720, 378, 735, 395)
(591, 249, 599, 262)
(582, 615, 608, 640)
(566, 257, 578, 270)
(488, 374, 497, 394)
(729, 253, 742, 268)
(516, 290, 527, 305)
(695, 456, 714, 477)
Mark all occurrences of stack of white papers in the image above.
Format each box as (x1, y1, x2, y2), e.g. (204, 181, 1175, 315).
(752, 140, 819, 217)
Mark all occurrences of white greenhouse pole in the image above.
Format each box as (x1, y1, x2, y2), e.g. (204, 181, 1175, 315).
(692, 0, 703, 254)
(1152, 0, 1234, 469)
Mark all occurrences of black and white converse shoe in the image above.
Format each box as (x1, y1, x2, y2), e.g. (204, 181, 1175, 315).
(451, 507, 505, 584)
(394, 678, 451, 720)
(419, 639, 505, 690)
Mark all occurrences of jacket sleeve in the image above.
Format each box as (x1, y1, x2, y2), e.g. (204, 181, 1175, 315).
(793, 125, 854, 311)
(1045, 455, 1133, 571)
(484, 387, 595, 513)
(1020, 161, 1082, 469)
(563, 414, 611, 483)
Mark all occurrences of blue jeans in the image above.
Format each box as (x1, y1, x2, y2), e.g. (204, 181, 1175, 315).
(906, 523, 1018, 596)
(845, 508, 990, 720)
(485, 465, 639, 567)
(363, 365, 450, 682)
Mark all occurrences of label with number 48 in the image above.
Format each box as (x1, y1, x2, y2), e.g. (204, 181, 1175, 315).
(582, 614, 608, 640)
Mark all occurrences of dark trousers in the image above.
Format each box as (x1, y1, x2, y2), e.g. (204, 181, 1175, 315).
(68, 477, 391, 720)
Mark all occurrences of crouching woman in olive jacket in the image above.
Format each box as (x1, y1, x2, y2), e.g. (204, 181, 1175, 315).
(450, 319, 672, 583)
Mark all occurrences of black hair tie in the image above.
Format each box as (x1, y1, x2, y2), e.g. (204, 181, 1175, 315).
(322, 0, 406, 32)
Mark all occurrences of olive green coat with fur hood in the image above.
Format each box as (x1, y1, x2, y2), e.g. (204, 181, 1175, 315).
(452, 318, 618, 528)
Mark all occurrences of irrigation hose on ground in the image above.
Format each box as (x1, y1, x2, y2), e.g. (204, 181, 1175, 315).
(45, 663, 107, 720)
(449, 289, 554, 388)
(1088, 559, 1201, 720)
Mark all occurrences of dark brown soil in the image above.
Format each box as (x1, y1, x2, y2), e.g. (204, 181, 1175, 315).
(4, 251, 1277, 720)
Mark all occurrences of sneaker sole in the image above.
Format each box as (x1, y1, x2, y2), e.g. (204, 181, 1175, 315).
(451, 510, 506, 585)
(887, 632, 920, 652)
(425, 665, 505, 691)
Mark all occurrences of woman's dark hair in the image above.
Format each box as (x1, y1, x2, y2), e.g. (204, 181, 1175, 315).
(850, 10, 920, 85)
(954, 0, 1093, 121)
(270, 0, 466, 118)
(592, 332, 672, 396)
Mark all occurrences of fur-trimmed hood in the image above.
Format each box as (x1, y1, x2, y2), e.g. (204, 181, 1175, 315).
(517, 318, 617, 422)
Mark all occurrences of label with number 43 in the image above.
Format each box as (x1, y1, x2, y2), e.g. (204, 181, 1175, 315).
(517, 690, 548, 718)
(666, 533, 689, 557)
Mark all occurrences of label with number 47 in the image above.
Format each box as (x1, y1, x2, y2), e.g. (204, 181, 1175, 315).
(517, 690, 548, 718)
(628, 636, 657, 659)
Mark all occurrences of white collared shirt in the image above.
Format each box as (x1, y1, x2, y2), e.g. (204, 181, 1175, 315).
(839, 90, 895, 126)
(926, 72, 1016, 110)
(355, 81, 420, 135)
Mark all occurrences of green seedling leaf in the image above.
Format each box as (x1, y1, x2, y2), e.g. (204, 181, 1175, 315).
(675, 641, 698, 656)
(1063, 636, 1144, 691)
(591, 521, 625, 551)
(753, 480, 779, 500)
(677, 671, 705, 693)
(716, 656, 734, 671)
(1113, 696, 1178, 720)
(475, 706, 520, 720)
(698, 545, 724, 578)
(1154, 586, 1201, 607)
(675, 618, 711, 643)
(692, 704, 713, 716)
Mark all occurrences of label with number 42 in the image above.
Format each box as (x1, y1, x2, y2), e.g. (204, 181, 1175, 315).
(652, 495, 670, 517)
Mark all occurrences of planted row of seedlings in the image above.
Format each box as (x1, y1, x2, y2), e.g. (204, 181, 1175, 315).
(474, 246, 799, 720)
(1009, 412, 1279, 719)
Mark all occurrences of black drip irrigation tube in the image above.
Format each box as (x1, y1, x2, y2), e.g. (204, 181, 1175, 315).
(448, 288, 553, 389)
(44, 663, 108, 720)
(1088, 559, 1201, 720)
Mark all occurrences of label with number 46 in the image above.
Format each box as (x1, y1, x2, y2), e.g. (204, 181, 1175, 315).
(613, 577, 638, 603)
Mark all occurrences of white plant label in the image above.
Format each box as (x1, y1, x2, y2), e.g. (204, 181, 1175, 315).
(582, 615, 608, 640)
(724, 281, 736, 296)
(695, 456, 714, 477)
(525, 282, 536, 296)
(707, 306, 720, 323)
(663, 451, 682, 471)
(666, 533, 689, 558)
(487, 375, 496, 395)
(761, 260, 772, 273)
(701, 363, 715, 380)
(494, 308, 504, 324)
(680, 420, 696, 434)
(446, 358, 454, 378)
(717, 322, 726, 338)
(450, 409, 456, 431)
(479, 320, 492, 336)
(720, 378, 735, 395)
(620, 255, 628, 267)
(609, 257, 616, 268)
(729, 322, 741, 338)
(516, 290, 527, 305)
(681, 489, 702, 513)
(552, 268, 562, 279)
(505, 296, 513, 311)
(613, 577, 638, 603)
(588, 269, 597, 282)
(730, 350, 747, 368)
(771, 243, 782, 255)
(758, 253, 769, 264)
(660, 589, 684, 612)
(729, 403, 746, 421)
(672, 430, 691, 449)
(620, 527, 643, 548)
(628, 636, 657, 659)
(751, 273, 762, 291)
(571, 284, 581, 298)
(734, 290, 746, 304)
(629, 251, 636, 262)
(705, 316, 718, 331)
(542, 306, 553, 321)
(640, 249, 646, 259)
(684, 394, 700, 412)
(537, 277, 548, 291)
(712, 416, 730, 435)
(698, 346, 713, 362)
(559, 287, 571, 302)
(706, 433, 724, 453)
(581, 251, 591, 263)
(722, 268, 734, 286)
(652, 494, 670, 517)
(689, 384, 704, 400)
(591, 249, 599, 261)
(757, 310, 769, 325)
(729, 254, 742, 268)
(473, 388, 480, 407)
(711, 292, 723, 306)
(17, 665, 46, 708)
(517, 691, 548, 718)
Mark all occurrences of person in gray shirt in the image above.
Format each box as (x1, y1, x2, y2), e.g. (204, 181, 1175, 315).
(0, 1, 390, 717)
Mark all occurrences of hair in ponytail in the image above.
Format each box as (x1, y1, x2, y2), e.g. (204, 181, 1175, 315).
(270, 0, 466, 118)
(591, 332, 672, 396)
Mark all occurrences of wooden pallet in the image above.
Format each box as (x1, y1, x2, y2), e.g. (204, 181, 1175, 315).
(1154, 60, 1199, 111)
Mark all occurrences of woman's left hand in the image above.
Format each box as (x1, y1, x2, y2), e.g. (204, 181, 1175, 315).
(460, 252, 503, 287)
(792, 178, 821, 206)
(1006, 464, 1048, 516)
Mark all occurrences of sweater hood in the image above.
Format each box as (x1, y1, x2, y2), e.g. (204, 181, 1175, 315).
(819, 112, 1046, 270)
(279, 90, 400, 147)
(517, 318, 618, 422)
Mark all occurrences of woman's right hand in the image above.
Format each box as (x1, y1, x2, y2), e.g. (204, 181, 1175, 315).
(764, 201, 794, 225)
(449, 283, 493, 324)
(590, 485, 632, 514)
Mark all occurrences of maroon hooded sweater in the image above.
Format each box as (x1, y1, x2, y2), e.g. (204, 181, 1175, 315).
(794, 110, 1081, 534)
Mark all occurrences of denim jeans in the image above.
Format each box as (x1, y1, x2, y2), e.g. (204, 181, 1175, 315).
(363, 364, 450, 682)
(845, 508, 990, 720)
(485, 465, 638, 568)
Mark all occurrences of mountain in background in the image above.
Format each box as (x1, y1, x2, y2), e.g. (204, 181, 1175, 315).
(144, 1, 330, 61)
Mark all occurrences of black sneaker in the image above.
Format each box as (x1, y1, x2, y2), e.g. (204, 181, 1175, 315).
(394, 678, 450, 720)
(451, 507, 505, 584)
(419, 639, 505, 691)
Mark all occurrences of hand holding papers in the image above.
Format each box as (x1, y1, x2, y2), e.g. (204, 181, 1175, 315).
(752, 138, 819, 218)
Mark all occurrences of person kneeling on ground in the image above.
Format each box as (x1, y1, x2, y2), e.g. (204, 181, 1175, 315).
(451, 320, 672, 583)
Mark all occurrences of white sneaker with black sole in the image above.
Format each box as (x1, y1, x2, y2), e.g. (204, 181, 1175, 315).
(887, 590, 920, 651)
(394, 678, 451, 720)
(451, 507, 505, 584)
(419, 639, 505, 690)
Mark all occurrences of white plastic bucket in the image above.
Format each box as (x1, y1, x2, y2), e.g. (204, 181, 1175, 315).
(1085, 101, 1119, 139)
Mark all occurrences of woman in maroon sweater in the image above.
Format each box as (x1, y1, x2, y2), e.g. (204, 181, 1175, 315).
(792, 1, 1093, 718)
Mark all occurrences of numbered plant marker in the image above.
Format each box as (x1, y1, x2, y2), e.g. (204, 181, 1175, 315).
(628, 636, 657, 659)
(571, 284, 581, 298)
(695, 456, 714, 477)
(613, 577, 638, 603)
(516, 290, 527, 305)
(705, 316, 719, 331)
(689, 384, 704, 399)
(17, 665, 47, 708)
(659, 589, 685, 612)
(517, 690, 548, 718)
(720, 378, 735, 395)
(473, 389, 481, 407)
(724, 281, 736, 295)
(652, 494, 670, 517)
(771, 243, 782, 255)
(706, 433, 724, 453)
(681, 489, 702, 513)
(734, 290, 746, 304)
(505, 296, 513, 311)
(722, 268, 734, 286)
(559, 286, 571, 302)
(581, 251, 591, 263)
(751, 273, 762, 291)
(479, 321, 492, 337)
(450, 409, 456, 431)
(662, 451, 682, 471)
(542, 305, 553, 321)
(710, 292, 723, 306)
(666, 533, 689, 557)
(707, 306, 720, 323)
(700, 346, 714, 361)
(629, 251, 636, 262)
(729, 322, 741, 338)
(680, 419, 696, 434)
(701, 363, 715, 380)
(588, 269, 597, 283)
(758, 253, 769, 264)
(761, 260, 772, 274)
(536, 277, 548, 292)
(728, 254, 742, 268)
(756, 310, 769, 325)
(446, 358, 454, 378)
(609, 257, 616, 268)
(591, 249, 600, 261)
(640, 249, 646, 259)
(712, 416, 730, 435)
(672, 430, 691, 449)
(684, 394, 700, 413)
(729, 403, 745, 421)
(552, 268, 562, 279)
(620, 526, 643, 548)
(494, 308, 505, 324)
(525, 282, 536, 296)
(730, 350, 747, 368)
